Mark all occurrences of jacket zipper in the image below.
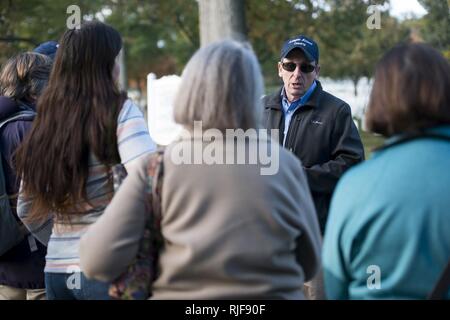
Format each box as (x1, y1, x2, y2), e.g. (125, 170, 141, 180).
(286, 111, 303, 152)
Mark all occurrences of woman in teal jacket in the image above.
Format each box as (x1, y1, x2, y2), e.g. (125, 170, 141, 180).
(323, 43, 450, 299)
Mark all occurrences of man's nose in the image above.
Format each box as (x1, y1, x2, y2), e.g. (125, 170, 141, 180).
(292, 65, 303, 77)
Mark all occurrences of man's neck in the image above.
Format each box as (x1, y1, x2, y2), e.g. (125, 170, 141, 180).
(283, 80, 317, 104)
(281, 89, 301, 104)
(287, 94, 301, 103)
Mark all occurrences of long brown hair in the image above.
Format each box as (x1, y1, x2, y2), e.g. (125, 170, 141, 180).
(366, 43, 450, 137)
(15, 21, 125, 222)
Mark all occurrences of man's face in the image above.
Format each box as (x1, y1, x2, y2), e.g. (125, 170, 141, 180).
(278, 49, 320, 102)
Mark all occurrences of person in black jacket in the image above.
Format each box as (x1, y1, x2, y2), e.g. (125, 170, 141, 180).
(263, 35, 364, 234)
(263, 35, 364, 299)
(0, 52, 52, 300)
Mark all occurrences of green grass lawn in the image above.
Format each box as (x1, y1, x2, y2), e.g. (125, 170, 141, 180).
(360, 130, 385, 159)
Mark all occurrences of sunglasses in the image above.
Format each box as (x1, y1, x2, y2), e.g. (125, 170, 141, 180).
(281, 62, 316, 73)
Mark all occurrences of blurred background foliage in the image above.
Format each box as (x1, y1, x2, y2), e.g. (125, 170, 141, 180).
(1, 0, 449, 155)
(1, 0, 448, 89)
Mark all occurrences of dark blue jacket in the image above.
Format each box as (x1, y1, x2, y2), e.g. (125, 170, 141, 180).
(0, 96, 46, 289)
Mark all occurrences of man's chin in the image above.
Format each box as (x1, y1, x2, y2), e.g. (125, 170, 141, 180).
(289, 90, 305, 99)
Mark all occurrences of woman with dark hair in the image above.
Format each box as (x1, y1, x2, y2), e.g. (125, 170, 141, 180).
(15, 21, 156, 300)
(323, 43, 450, 299)
(0, 52, 51, 300)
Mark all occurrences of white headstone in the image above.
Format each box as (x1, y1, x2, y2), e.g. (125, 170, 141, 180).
(147, 73, 183, 146)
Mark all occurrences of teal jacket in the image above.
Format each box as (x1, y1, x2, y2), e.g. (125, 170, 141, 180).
(323, 125, 450, 299)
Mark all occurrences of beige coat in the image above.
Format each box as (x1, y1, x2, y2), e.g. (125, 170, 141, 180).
(80, 134, 322, 299)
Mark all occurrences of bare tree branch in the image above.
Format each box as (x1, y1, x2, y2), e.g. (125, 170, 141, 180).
(0, 37, 39, 46)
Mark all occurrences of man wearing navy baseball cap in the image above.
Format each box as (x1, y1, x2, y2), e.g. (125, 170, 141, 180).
(263, 35, 364, 298)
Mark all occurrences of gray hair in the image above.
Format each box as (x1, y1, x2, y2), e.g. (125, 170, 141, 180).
(0, 52, 52, 103)
(173, 40, 264, 131)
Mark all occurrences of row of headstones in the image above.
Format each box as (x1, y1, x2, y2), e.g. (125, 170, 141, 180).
(145, 73, 371, 146)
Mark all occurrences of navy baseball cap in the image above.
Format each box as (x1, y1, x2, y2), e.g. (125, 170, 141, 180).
(33, 41, 59, 60)
(280, 35, 319, 62)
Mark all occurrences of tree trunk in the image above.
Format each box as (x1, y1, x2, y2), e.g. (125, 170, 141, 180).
(352, 77, 359, 97)
(136, 77, 142, 97)
(199, 0, 247, 47)
(118, 47, 127, 91)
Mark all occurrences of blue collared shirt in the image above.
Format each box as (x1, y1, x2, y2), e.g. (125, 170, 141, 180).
(281, 80, 317, 146)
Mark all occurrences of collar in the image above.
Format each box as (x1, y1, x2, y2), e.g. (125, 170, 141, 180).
(281, 80, 317, 113)
(0, 96, 36, 121)
(265, 80, 323, 111)
(0, 96, 19, 120)
(374, 125, 450, 154)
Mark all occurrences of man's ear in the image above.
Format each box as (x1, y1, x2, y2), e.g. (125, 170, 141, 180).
(278, 62, 283, 78)
(315, 64, 321, 79)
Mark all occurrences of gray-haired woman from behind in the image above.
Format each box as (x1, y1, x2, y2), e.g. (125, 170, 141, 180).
(80, 40, 322, 299)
